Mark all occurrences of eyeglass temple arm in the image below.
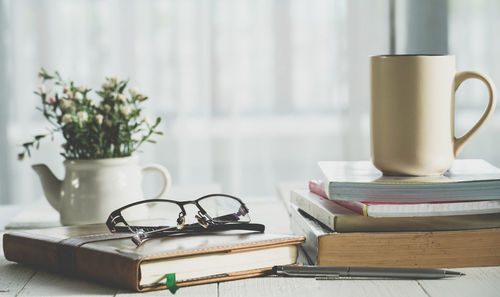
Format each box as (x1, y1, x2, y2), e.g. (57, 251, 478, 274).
(112, 222, 265, 234)
(134, 223, 266, 244)
(202, 222, 265, 233)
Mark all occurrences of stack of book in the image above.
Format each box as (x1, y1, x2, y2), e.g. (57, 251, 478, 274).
(289, 159, 500, 268)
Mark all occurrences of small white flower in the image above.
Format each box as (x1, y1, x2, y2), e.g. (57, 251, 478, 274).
(39, 84, 46, 94)
(78, 84, 87, 92)
(103, 104, 111, 113)
(60, 99, 72, 110)
(77, 111, 88, 122)
(116, 93, 125, 102)
(63, 85, 70, 94)
(129, 88, 139, 97)
(120, 105, 132, 116)
(66, 91, 73, 99)
(105, 119, 113, 127)
(143, 115, 151, 124)
(74, 92, 83, 100)
(95, 114, 104, 125)
(101, 81, 110, 90)
(110, 76, 118, 84)
(62, 114, 72, 124)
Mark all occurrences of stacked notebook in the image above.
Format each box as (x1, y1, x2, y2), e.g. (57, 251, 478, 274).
(289, 159, 500, 268)
(3, 224, 304, 292)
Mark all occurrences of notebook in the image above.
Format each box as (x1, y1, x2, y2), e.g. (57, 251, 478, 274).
(3, 224, 304, 292)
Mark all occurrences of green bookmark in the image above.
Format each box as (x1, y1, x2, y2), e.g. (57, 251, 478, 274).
(165, 273, 179, 294)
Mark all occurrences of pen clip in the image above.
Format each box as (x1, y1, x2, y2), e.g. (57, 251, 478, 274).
(273, 266, 341, 279)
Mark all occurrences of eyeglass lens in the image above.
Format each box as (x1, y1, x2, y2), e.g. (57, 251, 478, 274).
(116, 195, 250, 230)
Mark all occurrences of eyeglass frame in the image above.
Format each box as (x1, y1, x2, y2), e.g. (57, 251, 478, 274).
(106, 193, 266, 245)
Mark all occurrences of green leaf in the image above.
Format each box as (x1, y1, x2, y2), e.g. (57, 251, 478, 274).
(54, 70, 63, 81)
(118, 80, 129, 93)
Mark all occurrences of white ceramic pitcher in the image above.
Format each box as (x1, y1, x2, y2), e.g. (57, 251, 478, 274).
(32, 155, 171, 225)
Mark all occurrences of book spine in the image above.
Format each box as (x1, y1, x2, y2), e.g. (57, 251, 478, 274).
(2, 233, 140, 291)
(289, 206, 322, 265)
(3, 233, 60, 271)
(290, 190, 337, 230)
(309, 180, 367, 216)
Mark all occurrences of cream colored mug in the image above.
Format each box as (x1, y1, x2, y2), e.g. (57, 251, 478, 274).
(371, 55, 496, 176)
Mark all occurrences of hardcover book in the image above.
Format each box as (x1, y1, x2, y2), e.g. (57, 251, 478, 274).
(289, 205, 500, 268)
(318, 159, 500, 203)
(2, 224, 304, 292)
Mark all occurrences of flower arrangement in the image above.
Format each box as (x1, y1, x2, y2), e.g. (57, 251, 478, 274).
(19, 69, 162, 160)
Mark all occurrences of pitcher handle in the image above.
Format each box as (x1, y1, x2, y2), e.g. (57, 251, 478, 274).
(141, 164, 172, 199)
(453, 71, 496, 156)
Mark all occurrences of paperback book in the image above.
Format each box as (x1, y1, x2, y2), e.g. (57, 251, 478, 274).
(318, 159, 500, 203)
(309, 180, 500, 217)
(291, 189, 500, 232)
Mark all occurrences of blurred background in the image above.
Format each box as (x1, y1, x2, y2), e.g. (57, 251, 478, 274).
(0, 0, 499, 204)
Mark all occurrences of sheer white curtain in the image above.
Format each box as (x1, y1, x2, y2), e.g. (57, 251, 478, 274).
(3, 0, 499, 205)
(0, 0, 389, 204)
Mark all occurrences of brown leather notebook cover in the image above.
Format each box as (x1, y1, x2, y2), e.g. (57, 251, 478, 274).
(2, 224, 304, 292)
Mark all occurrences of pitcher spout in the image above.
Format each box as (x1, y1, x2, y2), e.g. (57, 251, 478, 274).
(32, 164, 62, 211)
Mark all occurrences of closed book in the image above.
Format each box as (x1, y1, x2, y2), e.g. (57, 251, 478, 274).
(309, 180, 500, 218)
(318, 159, 500, 203)
(289, 205, 500, 268)
(291, 189, 500, 232)
(2, 224, 304, 292)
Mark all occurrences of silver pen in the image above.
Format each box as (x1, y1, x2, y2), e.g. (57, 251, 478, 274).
(272, 265, 464, 280)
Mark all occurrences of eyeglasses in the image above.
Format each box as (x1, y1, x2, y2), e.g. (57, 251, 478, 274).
(106, 193, 265, 246)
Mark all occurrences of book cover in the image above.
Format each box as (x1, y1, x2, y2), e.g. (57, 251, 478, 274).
(2, 224, 304, 292)
(291, 189, 500, 232)
(289, 205, 500, 268)
(318, 159, 500, 203)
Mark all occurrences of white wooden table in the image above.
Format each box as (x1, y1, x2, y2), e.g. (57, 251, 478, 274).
(1, 196, 500, 297)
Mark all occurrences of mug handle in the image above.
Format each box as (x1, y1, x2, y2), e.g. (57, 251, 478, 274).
(453, 71, 496, 156)
(141, 164, 172, 199)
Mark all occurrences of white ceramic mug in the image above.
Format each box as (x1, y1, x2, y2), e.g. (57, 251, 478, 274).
(33, 155, 172, 225)
(371, 55, 496, 176)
